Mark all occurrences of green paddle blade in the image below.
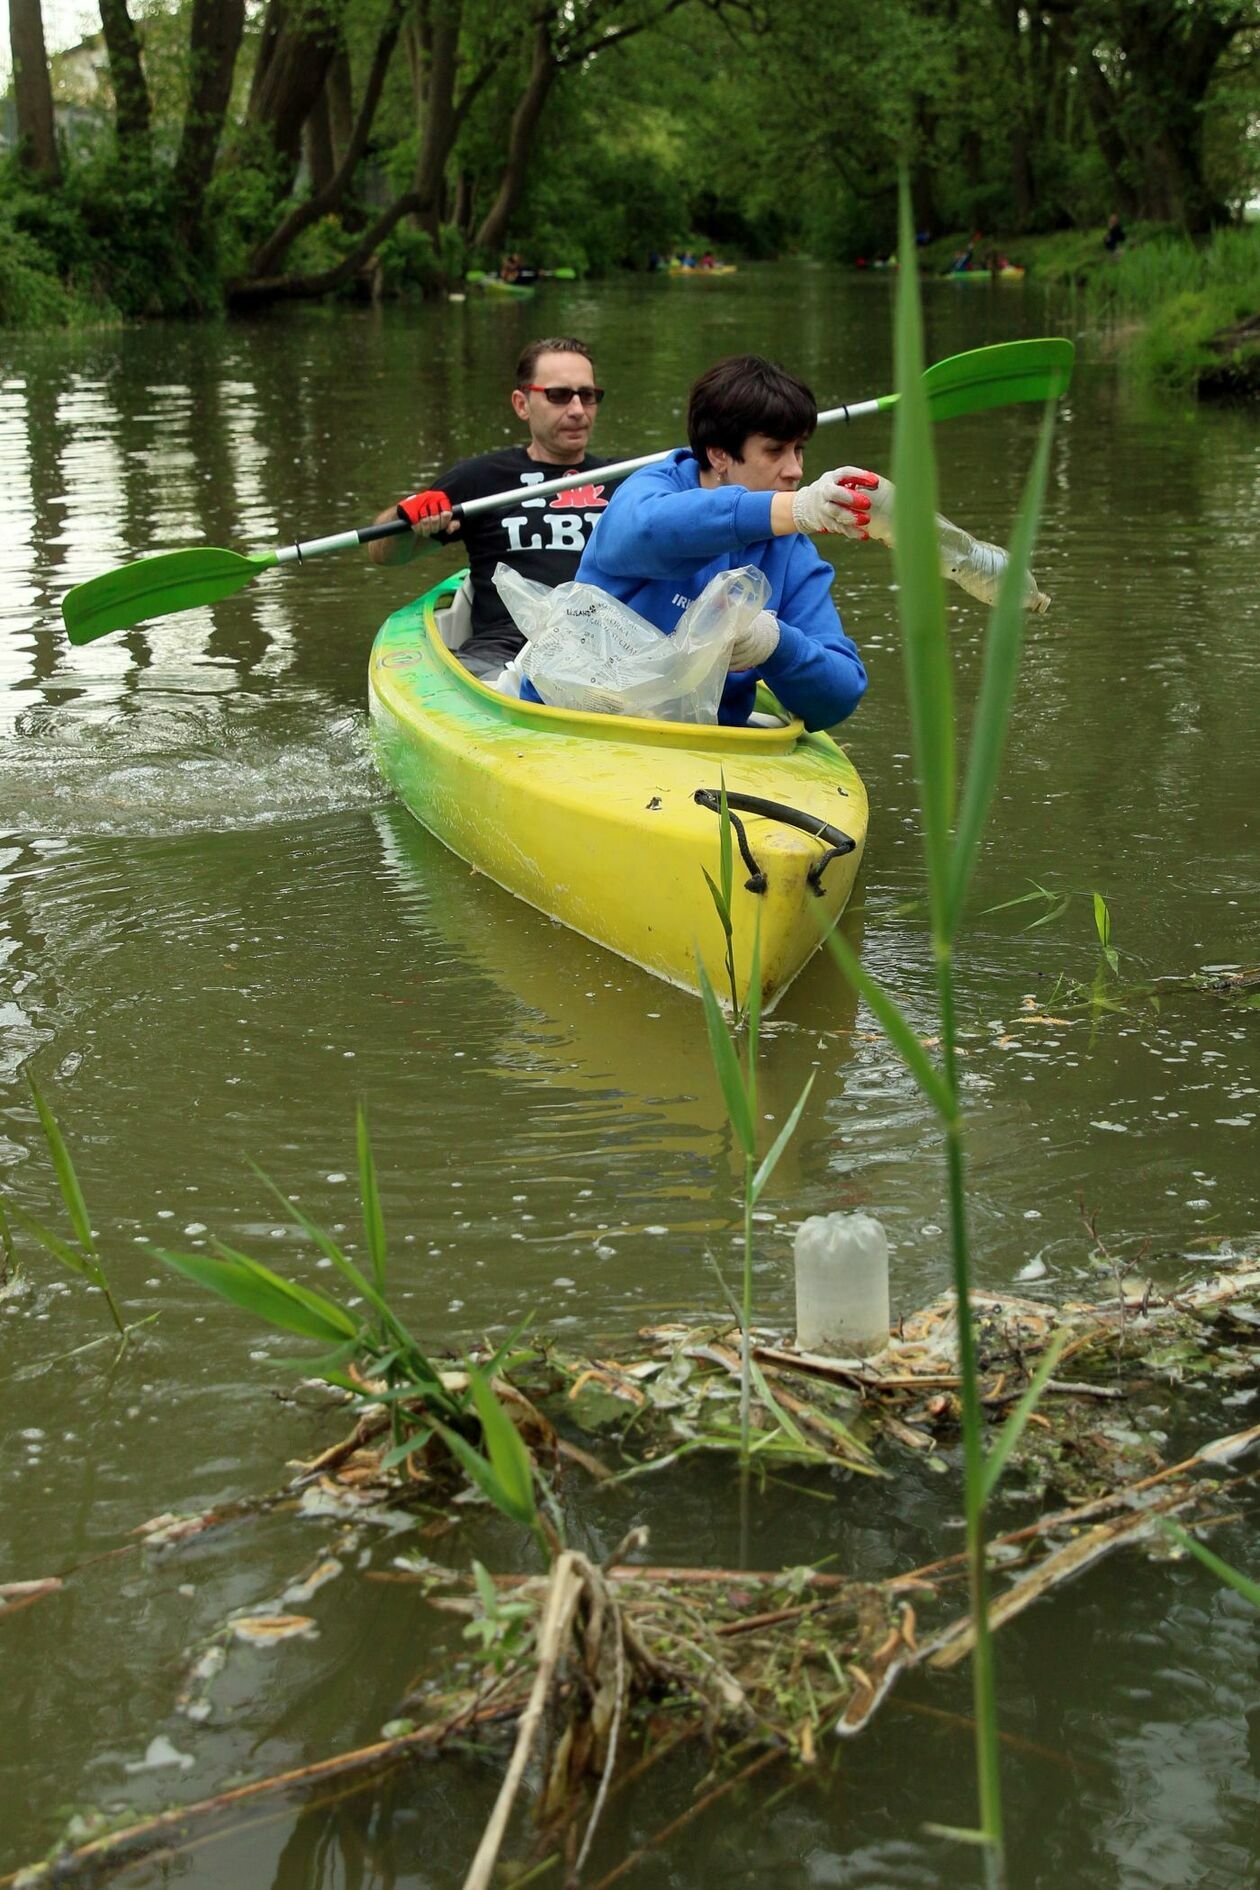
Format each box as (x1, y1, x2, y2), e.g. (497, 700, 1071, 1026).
(62, 546, 278, 646)
(922, 337, 1074, 421)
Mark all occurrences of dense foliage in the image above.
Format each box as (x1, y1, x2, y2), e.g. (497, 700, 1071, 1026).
(1, 0, 1258, 326)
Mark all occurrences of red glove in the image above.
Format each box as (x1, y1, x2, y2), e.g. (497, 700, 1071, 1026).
(397, 488, 453, 534)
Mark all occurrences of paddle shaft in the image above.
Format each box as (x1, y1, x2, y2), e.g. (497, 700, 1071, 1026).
(61, 338, 1072, 643)
(276, 396, 890, 566)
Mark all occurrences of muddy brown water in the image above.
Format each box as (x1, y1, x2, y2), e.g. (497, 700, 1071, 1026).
(2, 267, 1258, 1888)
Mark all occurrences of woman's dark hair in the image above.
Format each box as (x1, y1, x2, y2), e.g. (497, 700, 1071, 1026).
(687, 355, 817, 468)
(515, 337, 594, 386)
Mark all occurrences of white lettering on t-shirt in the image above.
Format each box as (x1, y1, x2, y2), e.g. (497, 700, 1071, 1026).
(503, 515, 544, 552)
(544, 513, 588, 552)
(519, 471, 548, 510)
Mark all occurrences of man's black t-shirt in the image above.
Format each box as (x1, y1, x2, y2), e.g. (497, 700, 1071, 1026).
(431, 446, 612, 669)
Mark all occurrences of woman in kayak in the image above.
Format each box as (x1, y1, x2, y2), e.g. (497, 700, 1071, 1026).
(572, 354, 874, 730)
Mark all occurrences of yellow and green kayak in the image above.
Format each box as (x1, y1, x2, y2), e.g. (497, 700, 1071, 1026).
(368, 571, 868, 1010)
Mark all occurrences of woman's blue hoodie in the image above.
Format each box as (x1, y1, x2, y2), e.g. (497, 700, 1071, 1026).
(572, 449, 867, 730)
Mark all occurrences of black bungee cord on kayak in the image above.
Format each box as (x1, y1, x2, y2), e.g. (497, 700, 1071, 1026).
(693, 789, 857, 896)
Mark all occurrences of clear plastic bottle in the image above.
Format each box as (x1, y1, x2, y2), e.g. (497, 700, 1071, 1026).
(793, 1212, 890, 1357)
(863, 474, 1049, 614)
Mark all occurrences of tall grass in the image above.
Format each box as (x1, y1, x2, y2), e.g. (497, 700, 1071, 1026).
(818, 177, 1060, 1883)
(1091, 224, 1260, 318)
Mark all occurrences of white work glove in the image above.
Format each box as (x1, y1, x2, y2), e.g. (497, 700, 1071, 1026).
(728, 609, 780, 671)
(791, 466, 877, 539)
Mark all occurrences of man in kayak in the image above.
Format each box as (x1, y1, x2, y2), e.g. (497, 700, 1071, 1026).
(571, 354, 873, 730)
(368, 336, 610, 680)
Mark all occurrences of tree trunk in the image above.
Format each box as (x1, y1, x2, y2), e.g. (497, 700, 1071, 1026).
(8, 0, 60, 181)
(246, 1, 342, 181)
(326, 45, 354, 163)
(453, 169, 474, 235)
(1081, 52, 1139, 219)
(248, 0, 288, 119)
(99, 0, 152, 162)
(303, 85, 337, 193)
(473, 18, 557, 256)
(1001, 0, 1034, 228)
(910, 96, 940, 236)
(246, 0, 404, 279)
(411, 2, 462, 239)
(173, 0, 246, 236)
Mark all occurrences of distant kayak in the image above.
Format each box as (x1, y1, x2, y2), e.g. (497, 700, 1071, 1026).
(668, 263, 738, 277)
(466, 272, 535, 299)
(945, 266, 1026, 282)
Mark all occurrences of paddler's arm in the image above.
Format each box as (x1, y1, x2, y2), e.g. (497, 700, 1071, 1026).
(367, 487, 461, 566)
(592, 463, 872, 577)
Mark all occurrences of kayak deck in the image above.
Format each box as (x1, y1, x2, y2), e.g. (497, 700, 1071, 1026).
(369, 573, 868, 1010)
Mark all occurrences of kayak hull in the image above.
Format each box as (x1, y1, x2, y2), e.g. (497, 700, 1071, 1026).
(368, 573, 868, 1011)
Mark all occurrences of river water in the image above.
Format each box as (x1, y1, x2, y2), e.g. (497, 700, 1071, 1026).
(1, 267, 1258, 1888)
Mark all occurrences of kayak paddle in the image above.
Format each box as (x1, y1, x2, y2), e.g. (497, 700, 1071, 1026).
(61, 336, 1073, 646)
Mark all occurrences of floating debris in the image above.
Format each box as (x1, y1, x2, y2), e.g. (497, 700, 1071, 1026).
(6, 1261, 1256, 1890)
(229, 1613, 317, 1645)
(123, 1736, 195, 1775)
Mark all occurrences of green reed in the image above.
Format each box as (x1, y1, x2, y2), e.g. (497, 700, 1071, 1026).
(697, 877, 815, 1465)
(158, 1104, 545, 1556)
(701, 776, 741, 1016)
(3, 1074, 128, 1338)
(818, 177, 1060, 1883)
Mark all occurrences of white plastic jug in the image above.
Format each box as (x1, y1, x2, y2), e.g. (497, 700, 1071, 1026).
(794, 1212, 890, 1357)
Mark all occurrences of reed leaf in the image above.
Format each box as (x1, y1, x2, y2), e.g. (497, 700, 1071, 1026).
(751, 1072, 815, 1204)
(745, 916, 762, 1117)
(378, 1426, 434, 1472)
(1163, 1522, 1260, 1608)
(979, 1328, 1069, 1505)
(158, 1245, 360, 1346)
(702, 867, 733, 943)
(946, 405, 1055, 932)
(891, 179, 954, 936)
(26, 1076, 96, 1258)
(468, 1363, 537, 1527)
(696, 954, 756, 1156)
(250, 1165, 394, 1329)
(4, 1197, 105, 1289)
(1093, 892, 1119, 973)
(747, 1354, 816, 1452)
(356, 1104, 388, 1296)
(819, 924, 955, 1123)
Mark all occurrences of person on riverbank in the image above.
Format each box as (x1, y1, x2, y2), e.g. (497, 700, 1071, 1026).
(1104, 213, 1126, 255)
(568, 354, 873, 730)
(369, 337, 611, 679)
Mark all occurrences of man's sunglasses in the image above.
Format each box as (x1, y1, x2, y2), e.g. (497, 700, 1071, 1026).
(525, 383, 605, 408)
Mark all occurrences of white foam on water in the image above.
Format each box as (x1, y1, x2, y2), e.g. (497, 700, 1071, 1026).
(0, 707, 385, 839)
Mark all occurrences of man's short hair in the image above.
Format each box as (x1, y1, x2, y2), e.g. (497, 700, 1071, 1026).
(515, 337, 594, 387)
(688, 355, 817, 468)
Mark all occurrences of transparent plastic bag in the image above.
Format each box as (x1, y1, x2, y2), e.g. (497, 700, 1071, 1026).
(863, 473, 1050, 613)
(493, 562, 771, 722)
